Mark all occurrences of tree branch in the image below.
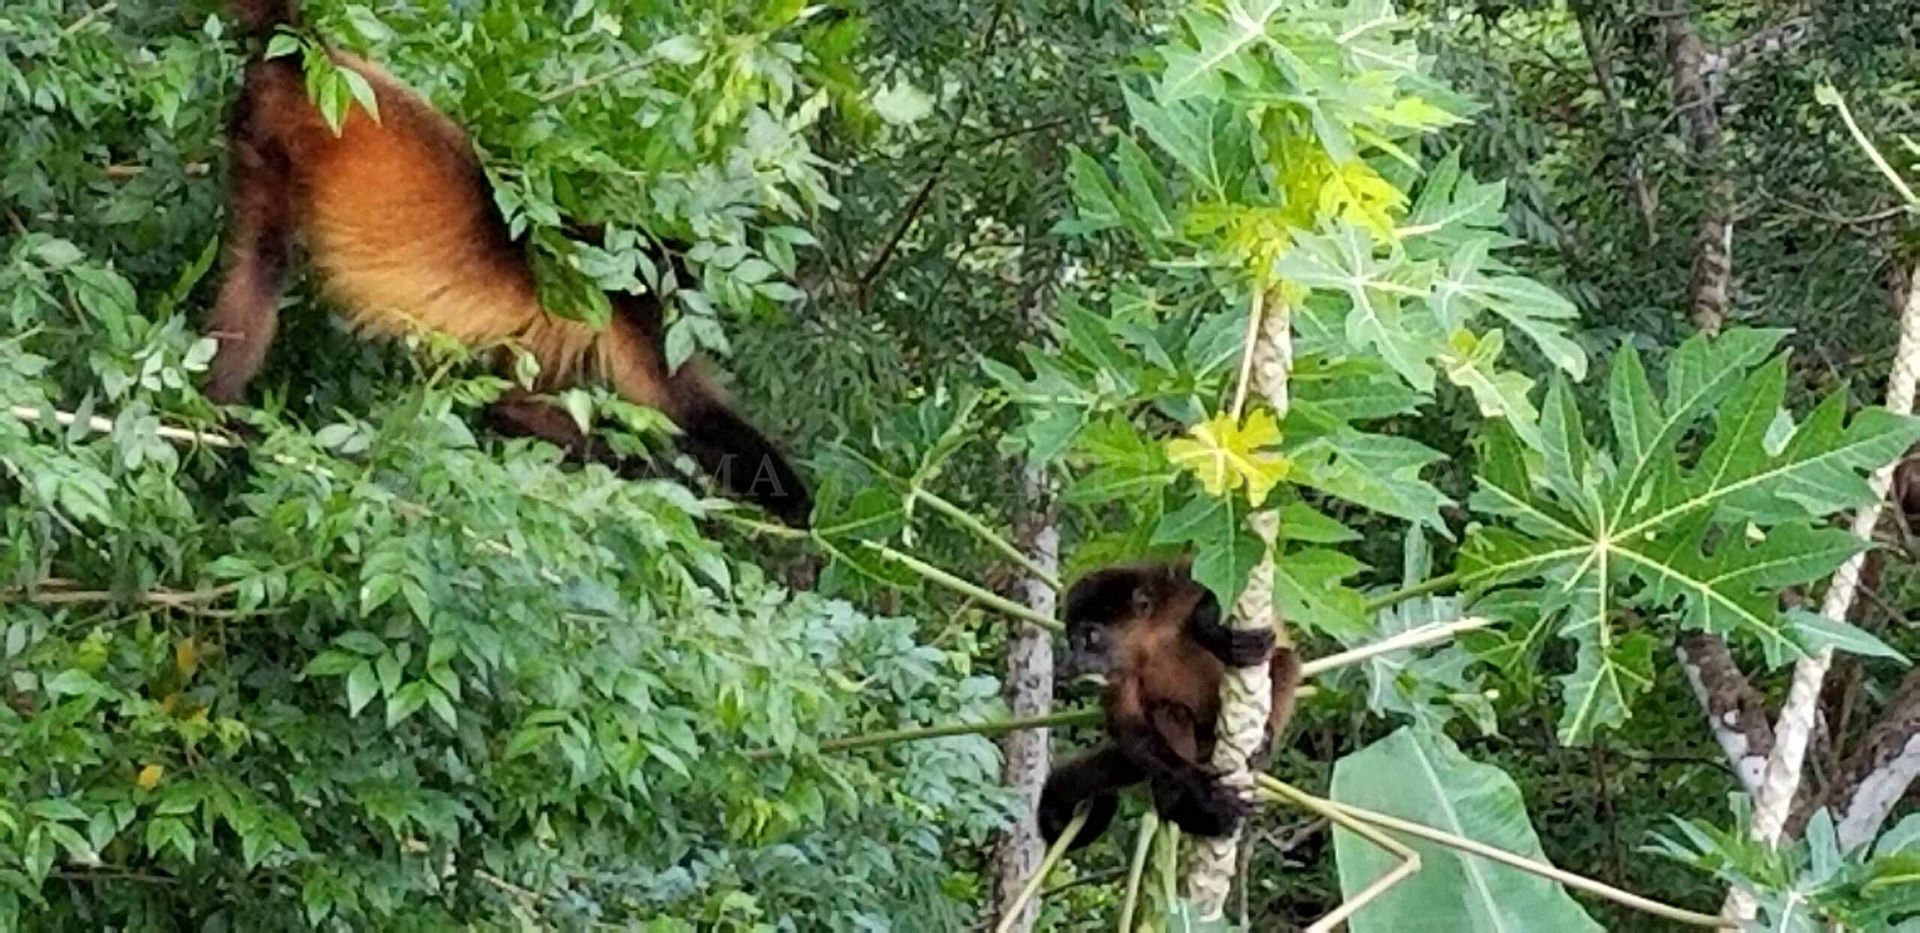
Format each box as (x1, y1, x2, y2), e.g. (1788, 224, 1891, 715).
(1675, 632, 1773, 796)
(1572, 1, 1657, 236)
(1733, 258, 1920, 920)
(1826, 665, 1920, 850)
(1660, 0, 1733, 335)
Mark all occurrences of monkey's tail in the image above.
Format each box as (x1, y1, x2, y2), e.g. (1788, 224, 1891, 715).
(231, 0, 298, 36)
(673, 399, 813, 529)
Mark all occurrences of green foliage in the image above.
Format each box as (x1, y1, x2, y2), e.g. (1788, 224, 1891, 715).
(1331, 727, 1601, 931)
(0, 0, 1007, 926)
(999, 0, 1588, 633)
(1460, 328, 1920, 742)
(1654, 800, 1920, 931)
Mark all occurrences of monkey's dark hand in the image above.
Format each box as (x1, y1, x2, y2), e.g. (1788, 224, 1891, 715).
(1222, 627, 1276, 668)
(1163, 772, 1251, 838)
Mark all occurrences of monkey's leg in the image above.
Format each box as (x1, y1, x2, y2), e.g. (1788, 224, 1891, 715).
(1038, 744, 1142, 851)
(1140, 703, 1248, 839)
(205, 65, 299, 405)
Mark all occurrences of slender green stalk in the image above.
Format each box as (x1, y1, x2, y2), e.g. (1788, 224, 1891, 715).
(1117, 811, 1159, 933)
(1301, 617, 1493, 678)
(1257, 775, 1732, 928)
(784, 687, 1332, 760)
(911, 488, 1062, 592)
(863, 541, 1063, 631)
(749, 709, 1099, 759)
(1361, 571, 1461, 614)
(1158, 823, 1181, 910)
(1260, 777, 1420, 933)
(713, 512, 811, 541)
(995, 806, 1087, 933)
(1820, 85, 1919, 206)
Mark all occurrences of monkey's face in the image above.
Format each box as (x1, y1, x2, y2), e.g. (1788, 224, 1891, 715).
(1060, 619, 1120, 685)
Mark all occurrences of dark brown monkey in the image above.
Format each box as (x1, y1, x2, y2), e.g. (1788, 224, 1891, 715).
(206, 0, 810, 527)
(1038, 562, 1301, 848)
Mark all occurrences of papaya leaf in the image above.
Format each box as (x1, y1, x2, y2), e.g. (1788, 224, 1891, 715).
(1459, 329, 1920, 743)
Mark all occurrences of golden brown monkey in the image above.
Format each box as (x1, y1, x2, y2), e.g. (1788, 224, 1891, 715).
(1038, 561, 1301, 848)
(206, 0, 811, 526)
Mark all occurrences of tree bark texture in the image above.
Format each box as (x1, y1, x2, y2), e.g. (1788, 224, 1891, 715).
(1661, 0, 1732, 335)
(987, 459, 1060, 932)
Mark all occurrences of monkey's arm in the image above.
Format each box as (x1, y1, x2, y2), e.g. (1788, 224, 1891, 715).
(1184, 595, 1275, 668)
(1251, 646, 1304, 769)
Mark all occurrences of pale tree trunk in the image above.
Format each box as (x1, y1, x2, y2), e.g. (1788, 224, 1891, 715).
(1187, 295, 1292, 915)
(1675, 633, 1772, 796)
(1731, 260, 1920, 920)
(1661, 0, 1733, 335)
(990, 243, 1062, 930)
(988, 464, 1059, 932)
(1829, 664, 1920, 851)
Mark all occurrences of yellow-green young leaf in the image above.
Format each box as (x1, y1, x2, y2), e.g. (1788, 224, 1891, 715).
(1317, 160, 1406, 238)
(1165, 410, 1291, 506)
(1439, 328, 1541, 450)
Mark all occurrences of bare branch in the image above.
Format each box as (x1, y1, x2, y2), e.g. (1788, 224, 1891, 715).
(1676, 633, 1773, 796)
(1661, 0, 1733, 335)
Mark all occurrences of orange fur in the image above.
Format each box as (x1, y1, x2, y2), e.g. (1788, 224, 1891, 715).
(205, 18, 811, 526)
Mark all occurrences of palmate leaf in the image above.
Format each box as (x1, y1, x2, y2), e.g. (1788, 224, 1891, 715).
(1165, 409, 1290, 506)
(1461, 329, 1920, 743)
(1158, 0, 1287, 102)
(1438, 328, 1540, 450)
(1289, 425, 1451, 534)
(1331, 727, 1603, 932)
(1276, 224, 1442, 390)
(1429, 238, 1586, 380)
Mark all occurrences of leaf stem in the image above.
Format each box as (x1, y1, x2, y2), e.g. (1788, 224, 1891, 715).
(1230, 288, 1267, 420)
(1257, 775, 1732, 928)
(1117, 811, 1159, 933)
(1361, 571, 1462, 614)
(995, 805, 1088, 933)
(911, 488, 1062, 591)
(1820, 86, 1919, 206)
(748, 709, 1099, 759)
(1302, 617, 1494, 677)
(863, 541, 1063, 631)
(1260, 777, 1421, 933)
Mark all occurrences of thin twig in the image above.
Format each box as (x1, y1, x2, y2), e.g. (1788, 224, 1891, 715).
(1261, 778, 1421, 933)
(994, 805, 1087, 933)
(911, 488, 1062, 592)
(861, 541, 1062, 631)
(746, 709, 1098, 760)
(1301, 617, 1493, 677)
(856, 0, 1011, 302)
(61, 1, 115, 35)
(103, 162, 210, 180)
(1260, 776, 1732, 928)
(8, 405, 236, 448)
(537, 60, 651, 104)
